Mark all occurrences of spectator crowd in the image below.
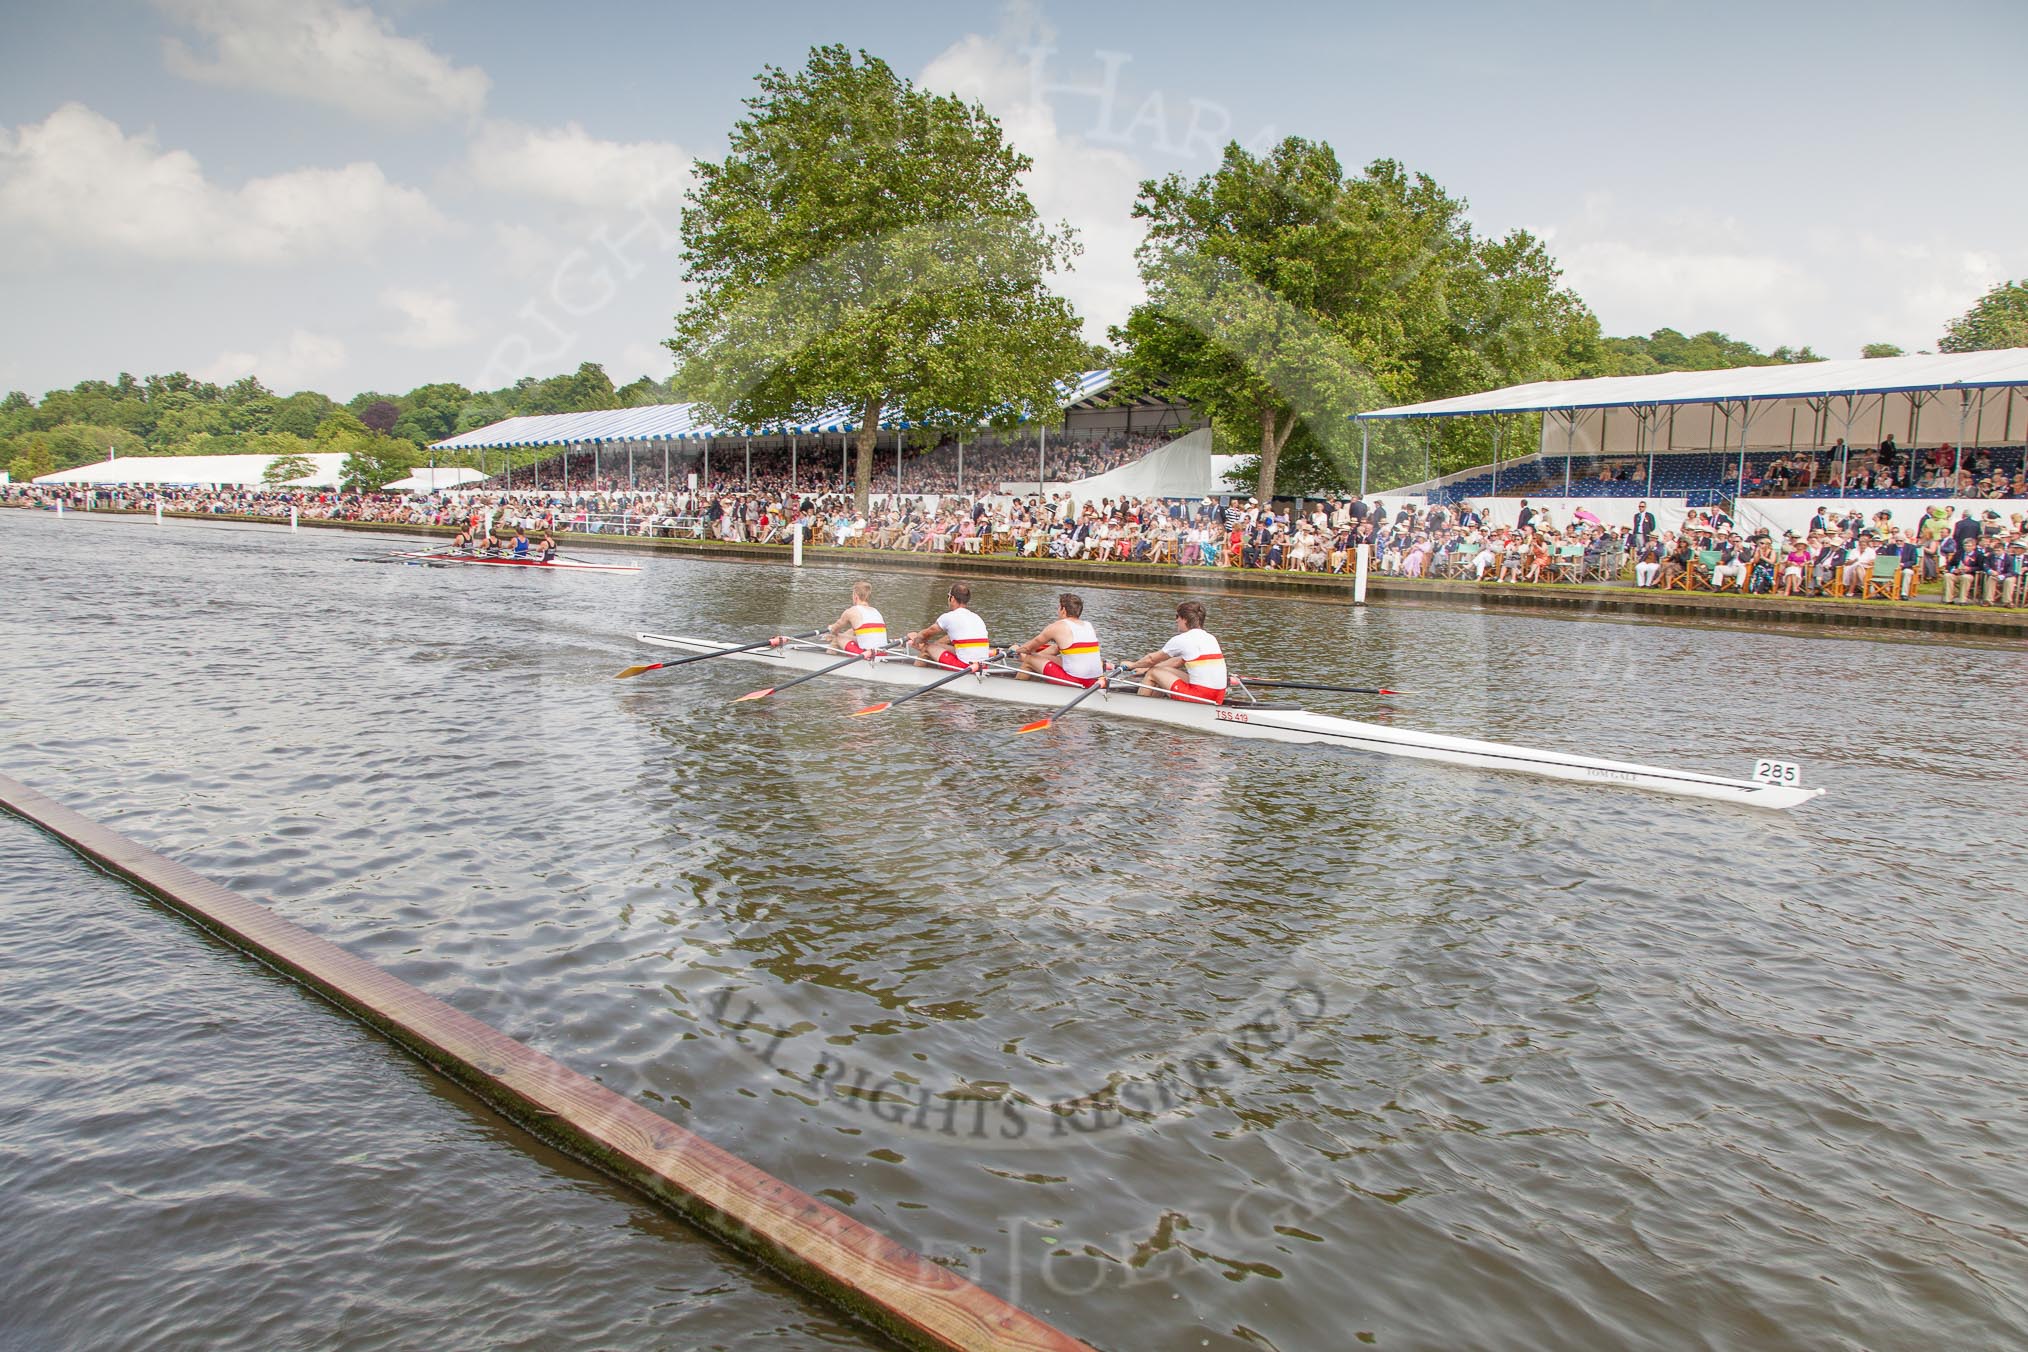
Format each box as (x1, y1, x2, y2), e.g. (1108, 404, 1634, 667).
(11, 470, 2025, 611)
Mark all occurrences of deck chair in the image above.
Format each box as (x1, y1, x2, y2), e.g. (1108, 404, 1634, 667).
(1862, 556, 1901, 600)
(1553, 543, 1587, 583)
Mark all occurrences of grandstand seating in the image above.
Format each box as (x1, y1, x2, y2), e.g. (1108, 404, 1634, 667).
(1426, 446, 2025, 505)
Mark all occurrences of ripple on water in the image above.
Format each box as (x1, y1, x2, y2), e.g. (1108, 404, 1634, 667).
(3, 509, 2027, 1350)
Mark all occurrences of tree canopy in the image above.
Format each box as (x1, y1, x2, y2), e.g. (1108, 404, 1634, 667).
(0, 364, 638, 485)
(1596, 328, 1822, 376)
(1939, 279, 2028, 353)
(1113, 141, 1603, 499)
(668, 44, 1089, 511)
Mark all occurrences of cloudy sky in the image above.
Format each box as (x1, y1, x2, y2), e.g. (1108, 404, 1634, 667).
(2, 0, 2022, 400)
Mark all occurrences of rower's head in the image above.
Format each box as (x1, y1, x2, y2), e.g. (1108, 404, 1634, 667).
(852, 580, 873, 603)
(1175, 600, 1205, 632)
(1057, 592, 1083, 619)
(947, 582, 972, 609)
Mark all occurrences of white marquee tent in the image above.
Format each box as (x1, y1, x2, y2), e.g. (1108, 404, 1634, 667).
(999, 428, 1224, 500)
(34, 452, 348, 488)
(381, 466, 490, 493)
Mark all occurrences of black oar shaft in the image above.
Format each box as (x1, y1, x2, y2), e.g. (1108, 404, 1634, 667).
(749, 652, 867, 696)
(885, 664, 978, 708)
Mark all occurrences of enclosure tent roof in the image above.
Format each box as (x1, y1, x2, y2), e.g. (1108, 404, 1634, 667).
(429, 403, 717, 450)
(427, 371, 1158, 451)
(382, 466, 490, 492)
(1357, 349, 2028, 420)
(34, 452, 346, 487)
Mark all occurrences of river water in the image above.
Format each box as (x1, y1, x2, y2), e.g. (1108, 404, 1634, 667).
(3, 508, 2025, 1351)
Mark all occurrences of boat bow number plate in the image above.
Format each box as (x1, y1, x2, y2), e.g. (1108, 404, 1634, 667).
(1752, 759, 1802, 787)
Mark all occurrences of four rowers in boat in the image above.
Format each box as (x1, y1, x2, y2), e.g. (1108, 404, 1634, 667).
(827, 581, 1226, 705)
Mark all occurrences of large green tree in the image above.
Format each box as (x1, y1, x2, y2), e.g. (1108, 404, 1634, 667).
(320, 411, 416, 492)
(670, 45, 1088, 511)
(1939, 279, 2028, 353)
(262, 452, 318, 488)
(1113, 142, 1601, 499)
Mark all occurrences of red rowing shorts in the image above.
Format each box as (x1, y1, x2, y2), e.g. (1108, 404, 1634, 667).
(1169, 679, 1227, 705)
(936, 650, 970, 670)
(1041, 660, 1098, 689)
(843, 640, 873, 657)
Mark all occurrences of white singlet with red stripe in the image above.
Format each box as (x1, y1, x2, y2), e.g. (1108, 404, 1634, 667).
(938, 605, 991, 662)
(1161, 627, 1225, 689)
(1057, 618, 1102, 681)
(846, 605, 886, 652)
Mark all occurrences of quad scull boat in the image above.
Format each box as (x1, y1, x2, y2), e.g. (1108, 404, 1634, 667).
(388, 550, 639, 574)
(634, 633, 1823, 810)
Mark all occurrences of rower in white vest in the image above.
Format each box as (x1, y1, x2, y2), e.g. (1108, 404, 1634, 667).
(1130, 600, 1227, 705)
(1011, 592, 1103, 687)
(828, 579, 888, 656)
(905, 582, 993, 670)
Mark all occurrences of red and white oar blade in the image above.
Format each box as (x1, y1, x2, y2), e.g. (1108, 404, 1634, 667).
(732, 686, 777, 703)
(1378, 688, 1404, 696)
(613, 661, 664, 679)
(850, 701, 892, 718)
(1013, 716, 1054, 734)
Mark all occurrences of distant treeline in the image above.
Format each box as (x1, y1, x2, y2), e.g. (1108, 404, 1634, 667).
(3, 361, 667, 484)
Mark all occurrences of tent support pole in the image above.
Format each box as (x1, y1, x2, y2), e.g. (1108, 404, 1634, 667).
(1735, 399, 1750, 509)
(1840, 395, 1854, 499)
(1955, 393, 1968, 486)
(1359, 420, 1369, 498)
(1563, 410, 1574, 498)
(790, 434, 796, 496)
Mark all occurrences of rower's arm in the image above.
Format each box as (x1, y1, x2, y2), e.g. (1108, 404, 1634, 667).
(1132, 648, 1179, 674)
(1018, 622, 1062, 658)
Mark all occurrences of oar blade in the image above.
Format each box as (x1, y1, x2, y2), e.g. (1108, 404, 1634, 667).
(1013, 717, 1053, 734)
(613, 662, 663, 680)
(850, 702, 892, 718)
(732, 687, 776, 703)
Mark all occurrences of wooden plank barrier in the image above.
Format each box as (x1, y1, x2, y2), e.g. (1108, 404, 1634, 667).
(0, 772, 1093, 1352)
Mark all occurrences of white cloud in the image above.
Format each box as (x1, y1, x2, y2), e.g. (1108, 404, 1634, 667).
(920, 19, 1149, 346)
(0, 103, 444, 264)
(156, 0, 488, 125)
(381, 287, 477, 350)
(201, 329, 347, 391)
(1542, 193, 2007, 357)
(465, 120, 692, 209)
(490, 222, 556, 279)
(618, 341, 675, 383)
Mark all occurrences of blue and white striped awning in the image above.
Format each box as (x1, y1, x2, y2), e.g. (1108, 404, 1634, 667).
(428, 371, 1152, 451)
